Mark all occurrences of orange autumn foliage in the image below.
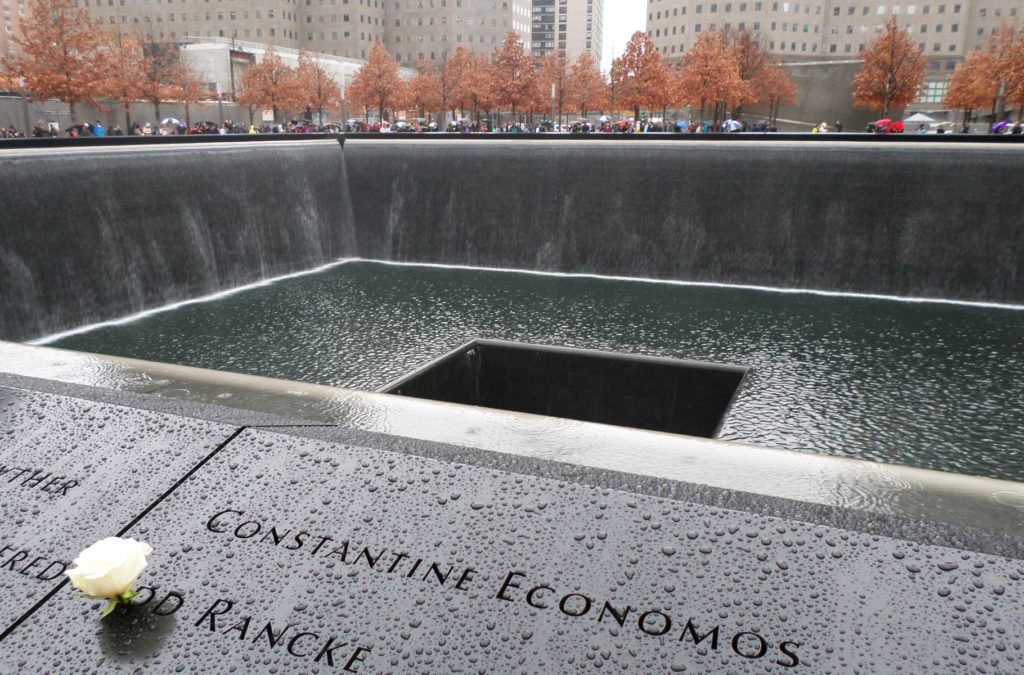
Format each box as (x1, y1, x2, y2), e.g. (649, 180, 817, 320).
(567, 52, 608, 118)
(295, 50, 342, 123)
(348, 42, 405, 121)
(852, 16, 926, 117)
(676, 31, 749, 119)
(492, 32, 537, 116)
(611, 31, 669, 120)
(2, 0, 108, 117)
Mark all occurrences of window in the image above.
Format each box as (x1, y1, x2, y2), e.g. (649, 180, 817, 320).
(917, 80, 947, 103)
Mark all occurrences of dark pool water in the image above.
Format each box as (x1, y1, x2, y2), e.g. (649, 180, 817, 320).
(50, 261, 1024, 481)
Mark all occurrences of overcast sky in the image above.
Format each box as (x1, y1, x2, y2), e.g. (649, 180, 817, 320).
(601, 0, 647, 71)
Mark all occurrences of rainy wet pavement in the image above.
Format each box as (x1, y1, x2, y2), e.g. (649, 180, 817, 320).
(0, 379, 1022, 672)
(0, 386, 238, 635)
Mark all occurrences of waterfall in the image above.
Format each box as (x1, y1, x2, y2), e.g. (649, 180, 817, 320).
(3, 138, 1022, 343)
(0, 141, 352, 341)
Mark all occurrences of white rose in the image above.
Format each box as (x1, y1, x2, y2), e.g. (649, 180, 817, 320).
(65, 537, 153, 599)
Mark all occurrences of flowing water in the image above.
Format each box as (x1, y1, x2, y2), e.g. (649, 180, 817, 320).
(47, 260, 1024, 481)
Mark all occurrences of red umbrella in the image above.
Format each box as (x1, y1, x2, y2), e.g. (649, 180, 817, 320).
(869, 118, 892, 134)
(887, 121, 904, 134)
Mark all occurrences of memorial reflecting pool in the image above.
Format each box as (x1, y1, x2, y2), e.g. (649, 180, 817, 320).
(49, 260, 1024, 481)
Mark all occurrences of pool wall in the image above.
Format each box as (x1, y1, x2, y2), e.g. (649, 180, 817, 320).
(1, 141, 354, 341)
(2, 138, 1022, 342)
(344, 140, 1023, 305)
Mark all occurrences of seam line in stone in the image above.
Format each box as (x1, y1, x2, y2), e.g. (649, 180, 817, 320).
(0, 426, 247, 642)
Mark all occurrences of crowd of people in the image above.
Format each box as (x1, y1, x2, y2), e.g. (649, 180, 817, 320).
(12, 119, 343, 137)
(2, 116, 1022, 138)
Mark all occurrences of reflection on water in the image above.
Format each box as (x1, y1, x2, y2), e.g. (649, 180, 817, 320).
(51, 261, 1024, 481)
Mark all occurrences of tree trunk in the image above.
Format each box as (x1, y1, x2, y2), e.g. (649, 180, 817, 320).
(154, 100, 162, 122)
(185, 104, 191, 127)
(69, 101, 77, 121)
(995, 82, 1006, 120)
(124, 102, 131, 130)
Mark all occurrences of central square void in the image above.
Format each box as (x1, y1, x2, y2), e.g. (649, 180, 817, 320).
(380, 340, 748, 438)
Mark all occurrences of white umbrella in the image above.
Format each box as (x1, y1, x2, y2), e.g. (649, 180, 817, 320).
(161, 117, 182, 126)
(904, 112, 936, 123)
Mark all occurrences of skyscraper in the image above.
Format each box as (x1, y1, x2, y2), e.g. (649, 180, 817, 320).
(388, 0, 534, 65)
(531, 0, 604, 62)
(646, 0, 1022, 104)
(83, 0, 535, 66)
(645, 0, 1021, 66)
(1, 0, 24, 64)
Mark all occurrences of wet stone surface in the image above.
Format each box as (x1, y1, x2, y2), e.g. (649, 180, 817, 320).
(4, 427, 1022, 673)
(0, 386, 238, 633)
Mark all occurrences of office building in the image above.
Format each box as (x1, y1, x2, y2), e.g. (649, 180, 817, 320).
(531, 0, 603, 62)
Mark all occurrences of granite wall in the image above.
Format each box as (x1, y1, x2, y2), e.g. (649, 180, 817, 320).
(2, 138, 1021, 342)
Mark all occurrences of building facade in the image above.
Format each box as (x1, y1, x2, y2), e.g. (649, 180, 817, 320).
(82, 0, 534, 66)
(530, 0, 603, 62)
(645, 0, 1022, 85)
(180, 37, 413, 102)
(388, 0, 533, 65)
(1, 0, 23, 65)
